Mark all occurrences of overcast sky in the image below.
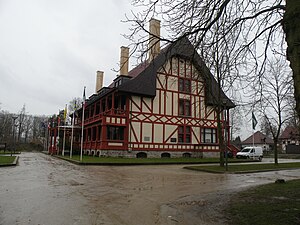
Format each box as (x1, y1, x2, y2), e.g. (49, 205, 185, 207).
(0, 0, 134, 116)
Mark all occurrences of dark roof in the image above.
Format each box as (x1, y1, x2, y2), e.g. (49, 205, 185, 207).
(84, 87, 113, 108)
(84, 37, 235, 109)
(117, 37, 235, 108)
(279, 126, 300, 140)
(242, 131, 273, 145)
(128, 61, 149, 78)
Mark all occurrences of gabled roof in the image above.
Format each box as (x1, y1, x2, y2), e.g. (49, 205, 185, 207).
(242, 131, 273, 145)
(279, 126, 300, 140)
(117, 37, 235, 108)
(84, 37, 235, 109)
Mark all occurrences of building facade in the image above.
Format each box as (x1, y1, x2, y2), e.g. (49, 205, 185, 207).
(49, 19, 235, 158)
(279, 126, 300, 153)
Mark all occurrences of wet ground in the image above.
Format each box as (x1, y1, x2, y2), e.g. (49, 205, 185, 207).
(1, 152, 300, 225)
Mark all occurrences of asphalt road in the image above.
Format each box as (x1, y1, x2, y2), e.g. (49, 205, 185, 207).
(1, 152, 300, 225)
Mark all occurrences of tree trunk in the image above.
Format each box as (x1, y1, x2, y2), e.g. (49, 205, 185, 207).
(274, 139, 278, 165)
(283, 0, 300, 119)
(217, 107, 224, 167)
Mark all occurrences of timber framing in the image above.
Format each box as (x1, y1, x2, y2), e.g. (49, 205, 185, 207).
(48, 35, 235, 158)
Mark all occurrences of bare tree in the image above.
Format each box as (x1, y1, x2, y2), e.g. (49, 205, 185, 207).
(23, 115, 33, 143)
(285, 96, 299, 128)
(126, 0, 300, 120)
(260, 116, 273, 137)
(17, 104, 27, 142)
(201, 19, 240, 166)
(0, 110, 13, 144)
(0, 103, 49, 150)
(229, 106, 244, 139)
(31, 116, 48, 143)
(256, 56, 293, 164)
(68, 97, 82, 114)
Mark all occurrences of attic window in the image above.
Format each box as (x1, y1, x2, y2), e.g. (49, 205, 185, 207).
(179, 60, 185, 77)
(179, 78, 191, 93)
(172, 58, 178, 75)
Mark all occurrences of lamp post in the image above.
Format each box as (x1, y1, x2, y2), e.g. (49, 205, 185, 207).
(12, 115, 18, 156)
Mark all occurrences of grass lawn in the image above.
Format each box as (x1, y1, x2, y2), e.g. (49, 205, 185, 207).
(0, 156, 16, 165)
(0, 150, 10, 155)
(57, 155, 247, 165)
(0, 150, 20, 155)
(185, 162, 300, 173)
(226, 179, 300, 225)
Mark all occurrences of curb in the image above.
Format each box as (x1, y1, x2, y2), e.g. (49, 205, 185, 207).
(51, 154, 258, 166)
(183, 166, 300, 174)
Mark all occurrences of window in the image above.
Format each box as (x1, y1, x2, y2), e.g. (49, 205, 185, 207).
(87, 128, 91, 141)
(179, 59, 185, 77)
(179, 78, 191, 93)
(178, 126, 191, 143)
(179, 99, 191, 116)
(107, 126, 124, 140)
(92, 127, 97, 141)
(201, 128, 217, 143)
(172, 58, 178, 75)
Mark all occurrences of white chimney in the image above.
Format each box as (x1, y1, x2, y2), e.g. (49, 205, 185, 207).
(148, 18, 161, 62)
(95, 71, 104, 93)
(120, 46, 129, 76)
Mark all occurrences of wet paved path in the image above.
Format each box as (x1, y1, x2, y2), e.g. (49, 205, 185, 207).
(1, 152, 300, 225)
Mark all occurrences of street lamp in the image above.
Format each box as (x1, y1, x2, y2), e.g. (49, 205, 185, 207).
(12, 115, 18, 156)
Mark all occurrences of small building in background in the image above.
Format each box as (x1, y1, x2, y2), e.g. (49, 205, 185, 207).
(279, 126, 300, 154)
(241, 131, 273, 153)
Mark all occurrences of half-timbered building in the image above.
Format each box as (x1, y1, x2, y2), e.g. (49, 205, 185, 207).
(48, 18, 235, 158)
(69, 18, 235, 158)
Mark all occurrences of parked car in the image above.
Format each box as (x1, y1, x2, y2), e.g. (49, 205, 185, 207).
(236, 146, 263, 161)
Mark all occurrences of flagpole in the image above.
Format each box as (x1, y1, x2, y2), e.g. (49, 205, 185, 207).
(70, 101, 76, 159)
(57, 114, 60, 155)
(80, 86, 86, 162)
(62, 127, 66, 156)
(80, 107, 84, 161)
(70, 113, 74, 159)
(62, 104, 67, 156)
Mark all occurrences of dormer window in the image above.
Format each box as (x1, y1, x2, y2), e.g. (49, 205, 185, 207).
(114, 79, 122, 87)
(113, 75, 132, 88)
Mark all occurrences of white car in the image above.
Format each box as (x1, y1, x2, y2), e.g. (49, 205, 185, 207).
(236, 146, 263, 161)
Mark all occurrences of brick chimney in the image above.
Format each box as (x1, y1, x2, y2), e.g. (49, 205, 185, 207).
(148, 18, 161, 62)
(95, 71, 104, 93)
(120, 46, 129, 76)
